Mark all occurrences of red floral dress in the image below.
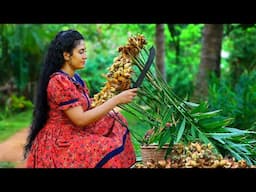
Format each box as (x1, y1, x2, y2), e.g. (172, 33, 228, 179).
(26, 71, 136, 168)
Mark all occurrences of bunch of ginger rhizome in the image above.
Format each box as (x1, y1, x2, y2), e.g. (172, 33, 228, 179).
(135, 142, 255, 168)
(91, 34, 147, 108)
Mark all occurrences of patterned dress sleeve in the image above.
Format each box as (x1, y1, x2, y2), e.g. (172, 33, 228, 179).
(47, 74, 82, 111)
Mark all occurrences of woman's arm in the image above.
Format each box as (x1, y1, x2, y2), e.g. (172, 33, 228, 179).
(64, 88, 138, 127)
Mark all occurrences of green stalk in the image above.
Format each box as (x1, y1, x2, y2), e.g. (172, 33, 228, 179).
(120, 105, 159, 127)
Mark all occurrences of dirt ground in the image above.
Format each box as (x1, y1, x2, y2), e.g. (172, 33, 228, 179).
(0, 128, 28, 168)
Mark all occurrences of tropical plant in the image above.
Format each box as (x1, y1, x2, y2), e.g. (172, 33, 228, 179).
(118, 40, 256, 165)
(208, 71, 256, 131)
(92, 34, 256, 165)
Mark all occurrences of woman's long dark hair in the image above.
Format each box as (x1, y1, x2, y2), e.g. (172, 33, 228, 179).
(24, 29, 84, 159)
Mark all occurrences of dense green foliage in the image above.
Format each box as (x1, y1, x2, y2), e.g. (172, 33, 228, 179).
(208, 71, 256, 131)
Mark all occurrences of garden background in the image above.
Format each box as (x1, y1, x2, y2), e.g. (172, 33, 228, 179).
(0, 24, 255, 167)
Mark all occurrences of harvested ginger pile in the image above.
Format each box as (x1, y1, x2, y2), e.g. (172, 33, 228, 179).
(135, 142, 255, 168)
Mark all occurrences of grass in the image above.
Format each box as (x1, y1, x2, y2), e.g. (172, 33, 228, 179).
(0, 109, 32, 142)
(0, 162, 16, 168)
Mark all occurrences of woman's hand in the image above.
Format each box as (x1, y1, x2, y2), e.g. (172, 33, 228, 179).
(64, 88, 138, 127)
(113, 88, 138, 105)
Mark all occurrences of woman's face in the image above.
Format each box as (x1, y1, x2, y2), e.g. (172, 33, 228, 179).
(68, 40, 87, 70)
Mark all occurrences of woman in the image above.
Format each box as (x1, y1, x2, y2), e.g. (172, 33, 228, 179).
(24, 29, 138, 168)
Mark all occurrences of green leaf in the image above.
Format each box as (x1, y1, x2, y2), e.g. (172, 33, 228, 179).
(162, 108, 173, 124)
(226, 141, 250, 154)
(198, 117, 233, 129)
(211, 136, 226, 144)
(184, 101, 199, 108)
(190, 101, 209, 114)
(206, 129, 249, 139)
(159, 129, 171, 148)
(191, 110, 222, 120)
(175, 118, 186, 143)
(226, 127, 256, 134)
(190, 125, 197, 139)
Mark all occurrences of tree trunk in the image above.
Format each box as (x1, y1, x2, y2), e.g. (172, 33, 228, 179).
(193, 24, 223, 102)
(155, 24, 166, 81)
(167, 24, 180, 65)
